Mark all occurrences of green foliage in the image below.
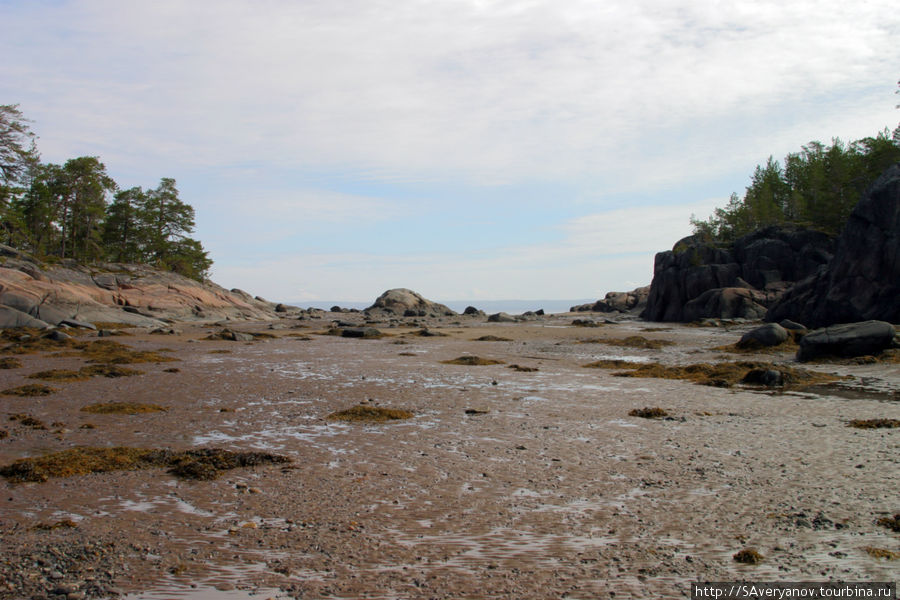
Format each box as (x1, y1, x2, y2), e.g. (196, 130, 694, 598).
(0, 104, 213, 281)
(693, 129, 900, 241)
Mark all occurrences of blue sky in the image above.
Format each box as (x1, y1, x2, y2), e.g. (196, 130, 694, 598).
(2, 0, 898, 303)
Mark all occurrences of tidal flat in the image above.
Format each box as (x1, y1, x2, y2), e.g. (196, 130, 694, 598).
(0, 314, 898, 599)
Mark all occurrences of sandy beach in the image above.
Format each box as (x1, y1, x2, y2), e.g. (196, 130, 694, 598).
(1, 314, 898, 599)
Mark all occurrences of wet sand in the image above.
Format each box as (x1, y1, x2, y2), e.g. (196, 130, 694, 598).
(1, 314, 898, 599)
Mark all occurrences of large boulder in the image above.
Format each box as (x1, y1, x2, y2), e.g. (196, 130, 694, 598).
(641, 227, 834, 322)
(365, 288, 456, 317)
(0, 305, 51, 329)
(797, 320, 897, 361)
(738, 323, 789, 348)
(767, 163, 900, 328)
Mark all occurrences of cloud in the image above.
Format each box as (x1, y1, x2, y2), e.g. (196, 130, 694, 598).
(5, 0, 897, 188)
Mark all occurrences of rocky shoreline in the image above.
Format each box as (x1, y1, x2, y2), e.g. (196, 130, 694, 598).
(1, 309, 898, 599)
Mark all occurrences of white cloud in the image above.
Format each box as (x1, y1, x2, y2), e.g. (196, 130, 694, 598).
(2, 0, 897, 301)
(5, 0, 897, 187)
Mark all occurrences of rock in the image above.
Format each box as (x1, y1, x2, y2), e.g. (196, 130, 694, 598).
(487, 312, 516, 323)
(767, 163, 900, 327)
(365, 289, 456, 317)
(737, 323, 789, 348)
(463, 306, 485, 316)
(0, 252, 283, 328)
(642, 227, 834, 322)
(682, 287, 772, 322)
(741, 368, 784, 387)
(0, 305, 51, 329)
(44, 330, 72, 341)
(274, 303, 287, 313)
(797, 320, 897, 361)
(340, 327, 383, 339)
(779, 319, 807, 333)
(571, 286, 650, 314)
(58, 318, 96, 330)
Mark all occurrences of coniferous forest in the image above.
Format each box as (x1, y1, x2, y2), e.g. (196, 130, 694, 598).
(691, 127, 900, 242)
(0, 104, 212, 280)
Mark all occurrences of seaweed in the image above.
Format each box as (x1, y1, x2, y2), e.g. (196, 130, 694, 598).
(863, 547, 900, 560)
(609, 360, 841, 389)
(0, 446, 291, 483)
(74, 340, 178, 364)
(326, 405, 414, 422)
(9, 414, 47, 429)
(33, 519, 78, 531)
(442, 356, 505, 366)
(1, 384, 57, 397)
(81, 402, 168, 415)
(27, 369, 89, 382)
(27, 364, 142, 382)
(629, 407, 669, 419)
(508, 364, 539, 372)
(474, 335, 512, 342)
(0, 357, 22, 369)
(582, 359, 643, 369)
(876, 514, 900, 533)
(733, 548, 764, 564)
(847, 419, 900, 429)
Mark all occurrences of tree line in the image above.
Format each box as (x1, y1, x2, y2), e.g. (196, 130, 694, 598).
(0, 104, 212, 280)
(691, 127, 900, 242)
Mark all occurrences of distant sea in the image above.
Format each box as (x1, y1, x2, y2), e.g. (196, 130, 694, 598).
(286, 299, 597, 316)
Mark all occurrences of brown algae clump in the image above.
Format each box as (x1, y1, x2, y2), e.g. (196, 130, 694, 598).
(474, 335, 512, 342)
(876, 514, 900, 532)
(610, 361, 841, 389)
(0, 357, 22, 369)
(75, 340, 178, 364)
(583, 359, 643, 369)
(28, 364, 143, 382)
(848, 419, 900, 429)
(442, 356, 505, 366)
(0, 447, 291, 483)
(629, 407, 669, 419)
(327, 405, 414, 423)
(733, 548, 764, 564)
(9, 414, 47, 429)
(81, 402, 168, 415)
(508, 364, 539, 372)
(27, 369, 89, 382)
(1, 384, 58, 397)
(863, 547, 900, 560)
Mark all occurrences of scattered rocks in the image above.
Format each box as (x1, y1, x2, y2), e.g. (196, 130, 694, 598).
(796, 320, 897, 361)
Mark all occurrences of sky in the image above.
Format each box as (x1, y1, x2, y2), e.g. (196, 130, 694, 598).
(2, 0, 898, 304)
